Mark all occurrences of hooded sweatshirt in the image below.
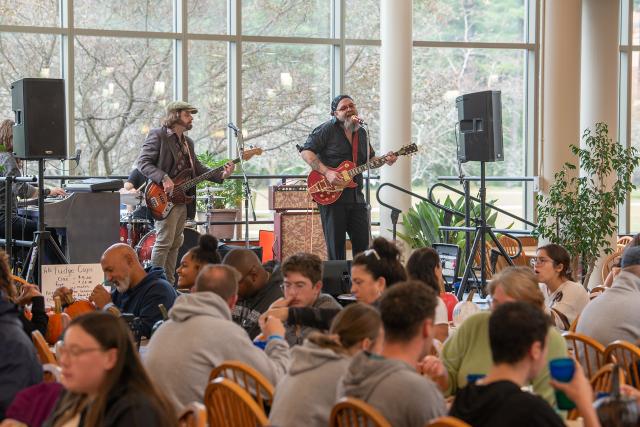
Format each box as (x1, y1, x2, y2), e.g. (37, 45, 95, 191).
(338, 351, 446, 427)
(232, 266, 283, 339)
(144, 292, 290, 412)
(269, 341, 350, 427)
(0, 299, 43, 419)
(111, 266, 177, 338)
(449, 380, 565, 427)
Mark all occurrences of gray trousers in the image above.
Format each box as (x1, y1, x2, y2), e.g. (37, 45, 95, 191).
(150, 204, 187, 284)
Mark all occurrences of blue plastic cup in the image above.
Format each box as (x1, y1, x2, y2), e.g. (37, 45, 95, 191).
(549, 358, 576, 410)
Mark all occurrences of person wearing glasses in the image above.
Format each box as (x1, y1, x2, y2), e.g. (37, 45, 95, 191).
(299, 95, 397, 260)
(222, 248, 284, 339)
(263, 238, 407, 333)
(532, 244, 589, 331)
(43, 312, 176, 427)
(280, 252, 342, 346)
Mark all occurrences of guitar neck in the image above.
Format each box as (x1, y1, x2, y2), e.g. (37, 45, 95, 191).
(347, 151, 399, 179)
(178, 157, 241, 191)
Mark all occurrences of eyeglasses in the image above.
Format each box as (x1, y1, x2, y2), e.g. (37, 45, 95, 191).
(363, 248, 380, 260)
(280, 282, 310, 293)
(336, 103, 356, 112)
(55, 341, 104, 358)
(529, 257, 553, 267)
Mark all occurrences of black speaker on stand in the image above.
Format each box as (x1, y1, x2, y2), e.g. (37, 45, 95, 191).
(454, 90, 513, 300)
(11, 78, 69, 284)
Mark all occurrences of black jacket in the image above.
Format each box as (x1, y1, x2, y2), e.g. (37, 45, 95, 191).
(0, 299, 43, 419)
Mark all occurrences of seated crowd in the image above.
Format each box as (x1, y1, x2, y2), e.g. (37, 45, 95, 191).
(2, 232, 640, 427)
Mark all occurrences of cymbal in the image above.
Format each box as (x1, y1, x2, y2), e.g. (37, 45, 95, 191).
(120, 192, 145, 206)
(197, 187, 225, 193)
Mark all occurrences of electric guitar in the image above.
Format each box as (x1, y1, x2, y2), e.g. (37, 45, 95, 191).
(306, 143, 418, 205)
(145, 147, 263, 220)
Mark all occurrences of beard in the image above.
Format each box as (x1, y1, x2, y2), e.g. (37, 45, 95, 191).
(177, 119, 193, 130)
(114, 277, 131, 293)
(342, 115, 360, 133)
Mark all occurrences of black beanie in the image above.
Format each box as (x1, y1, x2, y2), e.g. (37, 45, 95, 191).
(331, 94, 353, 113)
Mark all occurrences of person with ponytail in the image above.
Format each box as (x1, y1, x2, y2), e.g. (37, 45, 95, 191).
(533, 244, 589, 331)
(176, 234, 220, 291)
(406, 247, 450, 343)
(268, 303, 383, 427)
(43, 312, 176, 427)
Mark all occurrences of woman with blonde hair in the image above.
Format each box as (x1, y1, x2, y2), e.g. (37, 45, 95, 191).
(423, 266, 568, 406)
(268, 303, 383, 427)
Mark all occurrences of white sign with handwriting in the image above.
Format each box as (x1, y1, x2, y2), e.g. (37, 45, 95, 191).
(42, 264, 104, 307)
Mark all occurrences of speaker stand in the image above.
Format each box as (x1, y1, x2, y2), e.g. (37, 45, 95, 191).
(24, 158, 68, 283)
(455, 161, 513, 300)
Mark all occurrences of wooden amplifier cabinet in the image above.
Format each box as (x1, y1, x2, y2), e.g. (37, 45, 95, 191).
(274, 211, 327, 261)
(268, 185, 316, 211)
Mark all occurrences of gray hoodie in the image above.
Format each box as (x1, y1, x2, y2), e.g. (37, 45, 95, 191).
(285, 293, 342, 346)
(269, 341, 350, 427)
(338, 351, 446, 427)
(144, 292, 290, 412)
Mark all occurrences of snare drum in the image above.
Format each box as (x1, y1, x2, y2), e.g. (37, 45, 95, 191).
(119, 218, 152, 247)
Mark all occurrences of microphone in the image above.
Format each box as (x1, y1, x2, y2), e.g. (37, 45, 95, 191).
(74, 148, 81, 164)
(227, 122, 240, 134)
(352, 115, 367, 126)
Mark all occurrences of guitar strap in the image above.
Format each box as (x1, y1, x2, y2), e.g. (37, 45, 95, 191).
(352, 130, 359, 164)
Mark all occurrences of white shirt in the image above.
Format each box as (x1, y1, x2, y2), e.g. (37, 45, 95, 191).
(540, 280, 589, 330)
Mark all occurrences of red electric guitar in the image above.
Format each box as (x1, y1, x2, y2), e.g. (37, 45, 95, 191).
(307, 143, 418, 205)
(145, 147, 263, 220)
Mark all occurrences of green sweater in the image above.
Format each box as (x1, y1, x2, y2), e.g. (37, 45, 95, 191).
(441, 311, 568, 406)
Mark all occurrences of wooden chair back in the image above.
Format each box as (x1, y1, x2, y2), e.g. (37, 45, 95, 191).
(617, 235, 634, 246)
(427, 417, 472, 427)
(568, 314, 580, 333)
(31, 330, 57, 365)
(473, 242, 494, 279)
(329, 397, 392, 427)
(204, 377, 268, 427)
(42, 363, 62, 383)
(209, 361, 274, 412)
(562, 332, 606, 379)
(497, 235, 528, 266)
(601, 249, 623, 283)
(518, 236, 538, 247)
(178, 401, 207, 427)
(604, 340, 640, 387)
(567, 363, 627, 420)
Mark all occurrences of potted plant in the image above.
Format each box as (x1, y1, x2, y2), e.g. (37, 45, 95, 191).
(195, 151, 243, 239)
(535, 122, 640, 286)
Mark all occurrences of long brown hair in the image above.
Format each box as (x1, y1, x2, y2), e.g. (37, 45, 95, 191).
(49, 312, 177, 427)
(406, 247, 445, 293)
(161, 110, 182, 128)
(307, 303, 381, 354)
(0, 119, 14, 152)
(538, 243, 574, 281)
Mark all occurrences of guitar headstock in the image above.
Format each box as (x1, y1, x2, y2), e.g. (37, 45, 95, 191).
(397, 143, 418, 156)
(241, 147, 263, 161)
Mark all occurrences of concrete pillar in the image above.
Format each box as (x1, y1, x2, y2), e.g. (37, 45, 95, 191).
(379, 0, 412, 241)
(580, 0, 620, 287)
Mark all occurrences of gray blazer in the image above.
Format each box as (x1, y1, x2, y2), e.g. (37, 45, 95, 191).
(136, 126, 224, 218)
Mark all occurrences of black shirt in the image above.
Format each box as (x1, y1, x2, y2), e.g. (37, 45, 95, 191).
(301, 118, 374, 204)
(449, 380, 565, 427)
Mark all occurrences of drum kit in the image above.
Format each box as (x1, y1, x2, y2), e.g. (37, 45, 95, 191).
(119, 186, 224, 265)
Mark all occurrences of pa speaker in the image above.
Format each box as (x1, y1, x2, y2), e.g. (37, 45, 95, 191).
(11, 78, 67, 159)
(322, 260, 351, 297)
(456, 90, 503, 163)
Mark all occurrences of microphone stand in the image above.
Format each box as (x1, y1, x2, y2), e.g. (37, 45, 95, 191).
(232, 126, 256, 247)
(362, 122, 373, 245)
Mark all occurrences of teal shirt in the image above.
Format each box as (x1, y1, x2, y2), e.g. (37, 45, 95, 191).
(441, 311, 568, 406)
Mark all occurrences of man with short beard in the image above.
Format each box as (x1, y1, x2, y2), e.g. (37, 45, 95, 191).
(299, 95, 397, 260)
(137, 101, 234, 283)
(90, 243, 177, 338)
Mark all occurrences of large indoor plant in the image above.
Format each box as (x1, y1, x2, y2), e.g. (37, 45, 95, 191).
(535, 122, 640, 285)
(195, 151, 243, 239)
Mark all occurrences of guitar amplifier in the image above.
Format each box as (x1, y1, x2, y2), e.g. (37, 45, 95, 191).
(268, 185, 316, 211)
(274, 211, 327, 261)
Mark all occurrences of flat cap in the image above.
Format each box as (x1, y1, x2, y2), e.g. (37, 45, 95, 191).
(166, 100, 198, 114)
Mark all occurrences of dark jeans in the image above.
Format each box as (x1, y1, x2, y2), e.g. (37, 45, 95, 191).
(318, 203, 370, 260)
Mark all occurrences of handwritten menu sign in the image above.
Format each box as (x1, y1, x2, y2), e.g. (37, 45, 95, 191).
(42, 264, 104, 307)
